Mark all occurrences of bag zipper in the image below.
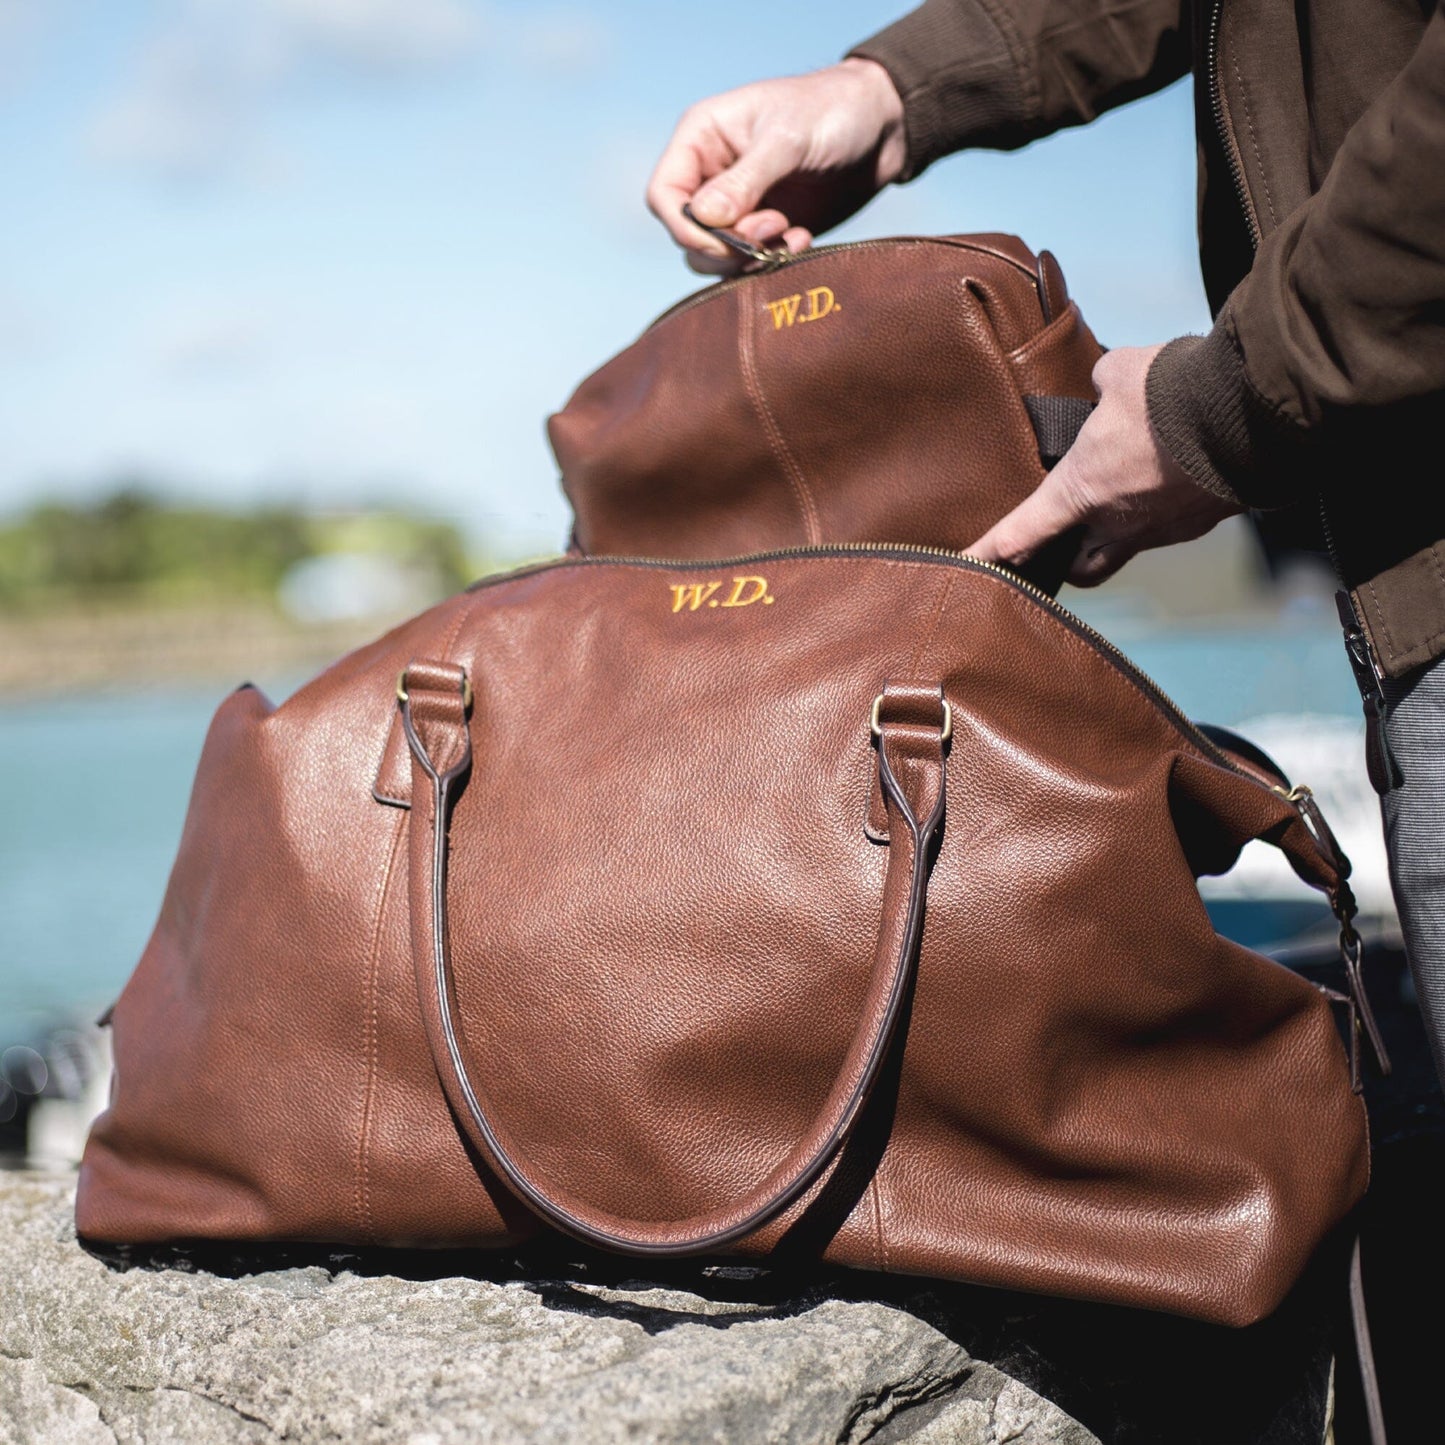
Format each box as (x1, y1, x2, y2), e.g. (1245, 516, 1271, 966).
(467, 542, 1281, 790)
(644, 236, 1036, 333)
(463, 542, 1387, 1074)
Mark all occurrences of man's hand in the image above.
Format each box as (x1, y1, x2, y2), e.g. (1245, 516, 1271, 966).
(970, 346, 1242, 586)
(647, 59, 907, 273)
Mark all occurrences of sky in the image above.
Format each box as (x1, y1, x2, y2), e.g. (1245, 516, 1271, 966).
(0, 0, 1212, 557)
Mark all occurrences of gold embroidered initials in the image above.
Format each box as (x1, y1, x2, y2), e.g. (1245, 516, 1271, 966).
(669, 576, 775, 612)
(765, 286, 839, 331)
(669, 582, 722, 612)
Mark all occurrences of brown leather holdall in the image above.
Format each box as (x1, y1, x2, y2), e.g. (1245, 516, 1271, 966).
(78, 546, 1378, 1327)
(548, 233, 1102, 562)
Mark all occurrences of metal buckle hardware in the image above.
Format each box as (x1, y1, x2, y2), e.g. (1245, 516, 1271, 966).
(871, 694, 953, 743)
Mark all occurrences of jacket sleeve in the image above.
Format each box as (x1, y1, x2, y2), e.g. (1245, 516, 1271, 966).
(1147, 2, 1445, 510)
(848, 0, 1189, 179)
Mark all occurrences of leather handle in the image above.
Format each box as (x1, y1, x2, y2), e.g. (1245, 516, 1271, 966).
(401, 664, 949, 1257)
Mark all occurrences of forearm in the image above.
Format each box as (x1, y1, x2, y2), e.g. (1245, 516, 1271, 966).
(849, 0, 1188, 178)
(1148, 2, 1445, 509)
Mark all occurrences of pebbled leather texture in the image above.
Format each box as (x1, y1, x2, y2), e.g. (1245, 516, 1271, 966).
(548, 236, 1103, 561)
(404, 672, 947, 1256)
(77, 552, 1366, 1327)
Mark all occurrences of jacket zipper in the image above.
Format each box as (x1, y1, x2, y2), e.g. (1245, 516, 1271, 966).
(1206, 5, 1391, 787)
(1313, 393, 1397, 793)
(1207, 1, 1262, 251)
(1323, 511, 1398, 793)
(467, 543, 1287, 791)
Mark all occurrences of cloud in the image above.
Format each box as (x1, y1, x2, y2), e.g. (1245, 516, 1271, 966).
(0, 294, 46, 365)
(272, 0, 484, 74)
(512, 7, 611, 75)
(153, 305, 270, 378)
(584, 130, 666, 242)
(0, 0, 60, 94)
(89, 23, 275, 180)
(88, 0, 486, 182)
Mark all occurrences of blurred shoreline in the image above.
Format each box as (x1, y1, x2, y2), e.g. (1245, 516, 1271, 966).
(0, 602, 398, 700)
(0, 491, 490, 697)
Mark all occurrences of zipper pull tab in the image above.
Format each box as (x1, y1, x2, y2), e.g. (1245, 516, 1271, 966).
(1277, 782, 1352, 880)
(1277, 781, 1392, 1082)
(1340, 917, 1392, 1081)
(682, 203, 791, 271)
(1334, 590, 1401, 795)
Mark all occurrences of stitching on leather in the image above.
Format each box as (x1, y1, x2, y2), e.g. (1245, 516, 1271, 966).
(1365, 580, 1397, 661)
(1426, 544, 1445, 648)
(1388, 548, 1445, 660)
(738, 290, 822, 544)
(859, 741, 889, 842)
(1232, 52, 1277, 227)
(430, 600, 479, 775)
(1365, 549, 1445, 669)
(907, 564, 958, 678)
(868, 1177, 888, 1273)
(354, 807, 405, 1243)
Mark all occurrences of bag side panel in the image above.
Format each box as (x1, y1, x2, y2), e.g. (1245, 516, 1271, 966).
(550, 286, 809, 559)
(76, 598, 520, 1246)
(844, 580, 1367, 1325)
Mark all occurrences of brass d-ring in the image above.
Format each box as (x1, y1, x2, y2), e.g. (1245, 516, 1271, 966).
(870, 694, 952, 743)
(397, 669, 473, 711)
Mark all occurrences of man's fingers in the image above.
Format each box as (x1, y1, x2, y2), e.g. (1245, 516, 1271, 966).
(683, 214, 813, 275)
(969, 472, 1093, 567)
(1067, 541, 1136, 588)
(650, 187, 728, 258)
(685, 249, 743, 276)
(648, 124, 804, 269)
(734, 209, 791, 244)
(734, 212, 814, 257)
(690, 131, 805, 230)
(647, 124, 730, 257)
(781, 224, 814, 254)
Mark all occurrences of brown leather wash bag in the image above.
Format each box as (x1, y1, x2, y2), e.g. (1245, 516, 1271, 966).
(548, 235, 1102, 561)
(79, 547, 1377, 1327)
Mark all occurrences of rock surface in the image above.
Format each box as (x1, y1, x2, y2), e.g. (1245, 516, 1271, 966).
(1, 1173, 1095, 1445)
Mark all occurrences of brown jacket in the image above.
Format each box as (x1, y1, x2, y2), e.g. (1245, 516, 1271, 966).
(852, 0, 1445, 680)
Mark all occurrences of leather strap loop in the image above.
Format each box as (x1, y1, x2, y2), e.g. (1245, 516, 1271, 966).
(403, 664, 949, 1256)
(1186, 739, 1392, 1080)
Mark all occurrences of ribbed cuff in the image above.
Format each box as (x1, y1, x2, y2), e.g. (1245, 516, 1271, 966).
(1145, 316, 1314, 511)
(847, 1, 1034, 180)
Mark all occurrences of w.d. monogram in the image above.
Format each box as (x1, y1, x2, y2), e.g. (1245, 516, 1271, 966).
(765, 287, 838, 331)
(669, 576, 775, 612)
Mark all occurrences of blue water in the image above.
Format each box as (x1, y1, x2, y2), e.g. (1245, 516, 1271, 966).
(1, 687, 228, 1044)
(0, 622, 1362, 1048)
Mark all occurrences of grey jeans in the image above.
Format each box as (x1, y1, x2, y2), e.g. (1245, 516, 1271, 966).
(1382, 653, 1445, 1084)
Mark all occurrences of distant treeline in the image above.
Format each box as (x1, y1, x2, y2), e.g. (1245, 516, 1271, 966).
(0, 489, 474, 609)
